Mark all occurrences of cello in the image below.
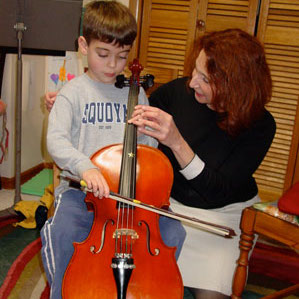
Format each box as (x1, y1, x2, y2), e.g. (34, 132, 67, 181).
(62, 59, 184, 298)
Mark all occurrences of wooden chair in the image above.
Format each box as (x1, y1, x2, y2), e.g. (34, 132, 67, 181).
(53, 163, 61, 190)
(231, 206, 299, 298)
(47, 163, 61, 218)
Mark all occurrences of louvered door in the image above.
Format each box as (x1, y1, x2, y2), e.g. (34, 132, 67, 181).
(137, 0, 199, 78)
(131, 0, 260, 79)
(196, 0, 259, 35)
(254, 0, 299, 200)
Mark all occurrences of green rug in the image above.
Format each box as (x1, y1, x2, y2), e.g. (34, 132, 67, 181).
(21, 169, 53, 197)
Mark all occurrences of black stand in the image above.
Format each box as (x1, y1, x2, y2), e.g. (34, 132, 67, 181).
(14, 23, 26, 203)
(0, 0, 82, 212)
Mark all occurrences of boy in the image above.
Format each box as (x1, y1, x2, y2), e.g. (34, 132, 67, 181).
(41, 1, 185, 298)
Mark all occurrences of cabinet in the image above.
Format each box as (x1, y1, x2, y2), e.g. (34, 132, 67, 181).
(129, 0, 299, 201)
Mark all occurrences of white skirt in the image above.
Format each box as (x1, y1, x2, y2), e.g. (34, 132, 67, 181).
(170, 195, 259, 296)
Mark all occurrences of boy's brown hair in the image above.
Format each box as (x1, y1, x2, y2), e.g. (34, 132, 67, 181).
(83, 1, 137, 46)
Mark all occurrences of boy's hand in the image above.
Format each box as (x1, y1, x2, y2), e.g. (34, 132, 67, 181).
(45, 91, 58, 112)
(82, 168, 110, 199)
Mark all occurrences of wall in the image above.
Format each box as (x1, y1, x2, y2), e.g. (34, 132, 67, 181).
(1, 54, 47, 178)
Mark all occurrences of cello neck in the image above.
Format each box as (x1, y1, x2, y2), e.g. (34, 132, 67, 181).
(118, 59, 143, 199)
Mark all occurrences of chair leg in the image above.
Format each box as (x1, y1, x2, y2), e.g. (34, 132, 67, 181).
(262, 283, 299, 298)
(231, 208, 256, 299)
(53, 163, 60, 190)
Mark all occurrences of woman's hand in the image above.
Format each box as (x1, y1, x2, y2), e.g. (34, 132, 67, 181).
(45, 91, 58, 112)
(129, 105, 195, 168)
(82, 168, 110, 199)
(129, 105, 181, 150)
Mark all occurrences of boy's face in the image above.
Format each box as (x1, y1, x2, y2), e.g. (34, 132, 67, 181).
(79, 37, 131, 84)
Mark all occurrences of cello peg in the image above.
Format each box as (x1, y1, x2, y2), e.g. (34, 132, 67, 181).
(141, 74, 155, 90)
(115, 74, 130, 88)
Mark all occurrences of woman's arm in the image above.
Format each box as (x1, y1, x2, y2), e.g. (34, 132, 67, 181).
(130, 79, 276, 207)
(130, 105, 194, 168)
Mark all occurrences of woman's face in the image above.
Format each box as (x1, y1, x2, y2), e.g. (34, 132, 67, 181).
(189, 50, 213, 108)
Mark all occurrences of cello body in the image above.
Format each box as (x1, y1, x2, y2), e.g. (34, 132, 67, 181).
(62, 59, 183, 298)
(62, 144, 183, 298)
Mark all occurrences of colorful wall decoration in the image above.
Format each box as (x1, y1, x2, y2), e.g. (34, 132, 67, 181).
(47, 51, 82, 92)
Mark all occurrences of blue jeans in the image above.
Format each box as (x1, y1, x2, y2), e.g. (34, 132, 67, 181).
(40, 189, 186, 299)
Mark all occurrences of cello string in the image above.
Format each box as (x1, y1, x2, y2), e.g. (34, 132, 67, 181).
(130, 204, 134, 255)
(129, 81, 138, 256)
(125, 203, 130, 254)
(115, 203, 121, 255)
(118, 198, 123, 254)
(124, 77, 138, 257)
(122, 199, 127, 255)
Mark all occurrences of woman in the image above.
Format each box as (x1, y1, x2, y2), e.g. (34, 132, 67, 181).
(129, 28, 276, 298)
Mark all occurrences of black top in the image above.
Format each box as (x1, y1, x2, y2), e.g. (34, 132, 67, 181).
(149, 77, 276, 209)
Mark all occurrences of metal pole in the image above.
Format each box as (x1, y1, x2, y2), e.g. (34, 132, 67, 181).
(14, 22, 26, 204)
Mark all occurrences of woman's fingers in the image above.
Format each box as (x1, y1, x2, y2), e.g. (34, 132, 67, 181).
(130, 105, 181, 149)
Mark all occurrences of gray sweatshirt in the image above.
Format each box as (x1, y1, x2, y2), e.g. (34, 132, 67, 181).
(47, 73, 156, 194)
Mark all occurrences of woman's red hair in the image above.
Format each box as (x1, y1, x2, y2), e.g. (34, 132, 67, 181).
(190, 29, 272, 136)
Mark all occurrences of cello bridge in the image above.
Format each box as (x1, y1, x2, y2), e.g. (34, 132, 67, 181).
(115, 253, 133, 259)
(113, 229, 139, 239)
